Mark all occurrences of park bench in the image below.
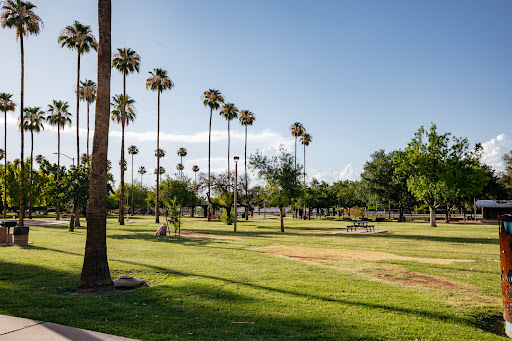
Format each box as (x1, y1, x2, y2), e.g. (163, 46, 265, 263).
(346, 221, 375, 232)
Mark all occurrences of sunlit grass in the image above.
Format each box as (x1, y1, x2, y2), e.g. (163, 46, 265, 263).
(0, 215, 505, 340)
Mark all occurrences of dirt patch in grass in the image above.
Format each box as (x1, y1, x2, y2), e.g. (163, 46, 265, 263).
(371, 264, 457, 290)
(257, 245, 474, 265)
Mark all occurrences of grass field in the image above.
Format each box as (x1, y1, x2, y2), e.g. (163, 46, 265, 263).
(0, 215, 506, 340)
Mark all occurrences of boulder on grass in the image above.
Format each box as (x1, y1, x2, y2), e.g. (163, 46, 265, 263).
(113, 276, 146, 289)
(155, 224, 167, 236)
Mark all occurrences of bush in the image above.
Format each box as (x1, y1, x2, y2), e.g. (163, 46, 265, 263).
(221, 210, 234, 225)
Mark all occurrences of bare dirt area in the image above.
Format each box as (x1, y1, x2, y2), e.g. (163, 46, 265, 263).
(256, 245, 475, 265)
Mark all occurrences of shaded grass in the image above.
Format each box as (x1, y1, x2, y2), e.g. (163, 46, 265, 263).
(0, 215, 505, 340)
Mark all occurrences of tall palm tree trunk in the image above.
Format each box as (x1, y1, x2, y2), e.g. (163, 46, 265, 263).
(227, 120, 230, 185)
(294, 137, 297, 169)
(131, 153, 134, 215)
(73, 52, 82, 228)
(119, 72, 126, 224)
(303, 144, 306, 185)
(56, 127, 60, 220)
(76, 52, 81, 163)
(119, 122, 125, 225)
(208, 108, 212, 221)
(29, 131, 33, 219)
(3, 109, 7, 219)
(155, 91, 160, 223)
(19, 32, 25, 226)
(87, 102, 90, 160)
(244, 125, 248, 220)
(78, 0, 114, 293)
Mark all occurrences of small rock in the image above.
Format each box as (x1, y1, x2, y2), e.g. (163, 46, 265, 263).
(113, 276, 146, 289)
(155, 224, 167, 236)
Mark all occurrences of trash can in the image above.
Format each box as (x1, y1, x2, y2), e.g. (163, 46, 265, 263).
(499, 215, 512, 337)
(13, 226, 29, 246)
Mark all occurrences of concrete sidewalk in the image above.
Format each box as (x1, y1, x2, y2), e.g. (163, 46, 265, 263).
(0, 314, 140, 340)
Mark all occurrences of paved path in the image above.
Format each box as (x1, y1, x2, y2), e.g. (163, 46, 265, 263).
(0, 315, 140, 340)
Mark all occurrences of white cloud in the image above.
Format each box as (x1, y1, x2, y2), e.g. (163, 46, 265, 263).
(481, 134, 512, 172)
(310, 163, 360, 183)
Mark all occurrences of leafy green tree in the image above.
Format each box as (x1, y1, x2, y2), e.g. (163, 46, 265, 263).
(160, 176, 198, 218)
(360, 150, 414, 222)
(250, 147, 303, 231)
(332, 180, 363, 217)
(397, 124, 485, 227)
(146, 68, 174, 223)
(1, 0, 43, 225)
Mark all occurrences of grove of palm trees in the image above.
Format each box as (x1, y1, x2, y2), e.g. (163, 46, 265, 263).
(0, 1, 511, 340)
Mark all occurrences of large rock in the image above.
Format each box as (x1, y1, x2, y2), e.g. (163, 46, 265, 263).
(155, 224, 167, 236)
(113, 276, 146, 289)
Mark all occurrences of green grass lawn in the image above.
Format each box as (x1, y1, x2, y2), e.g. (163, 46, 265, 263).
(0, 215, 505, 340)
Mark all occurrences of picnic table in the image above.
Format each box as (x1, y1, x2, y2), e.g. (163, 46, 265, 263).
(346, 221, 375, 232)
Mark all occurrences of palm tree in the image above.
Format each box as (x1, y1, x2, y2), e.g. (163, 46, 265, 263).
(21, 106, 44, 219)
(290, 122, 305, 169)
(154, 167, 165, 175)
(128, 145, 139, 215)
(58, 21, 97, 164)
(192, 165, 199, 183)
(77, 79, 96, 159)
(35, 154, 44, 165)
(300, 132, 312, 185)
(219, 103, 239, 183)
(177, 147, 187, 176)
(78, 0, 114, 294)
(0, 93, 15, 218)
(112, 47, 140, 104)
(46, 100, 71, 220)
(80, 153, 90, 166)
(111, 94, 136, 225)
(138, 166, 146, 187)
(202, 89, 224, 221)
(146, 68, 173, 223)
(176, 163, 184, 175)
(238, 110, 255, 220)
(1, 0, 43, 226)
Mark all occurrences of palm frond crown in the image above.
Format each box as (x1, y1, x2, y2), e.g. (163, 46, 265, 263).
(1, 0, 43, 39)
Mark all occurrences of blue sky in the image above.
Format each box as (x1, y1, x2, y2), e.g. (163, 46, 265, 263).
(1, 0, 511, 186)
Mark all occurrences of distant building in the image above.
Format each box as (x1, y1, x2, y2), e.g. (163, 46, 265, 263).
(476, 200, 512, 220)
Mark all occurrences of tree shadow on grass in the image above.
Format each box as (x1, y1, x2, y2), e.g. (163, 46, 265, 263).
(0, 259, 385, 340)
(376, 233, 498, 245)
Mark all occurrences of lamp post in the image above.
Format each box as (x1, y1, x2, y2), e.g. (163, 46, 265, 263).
(234, 156, 239, 232)
(53, 152, 75, 166)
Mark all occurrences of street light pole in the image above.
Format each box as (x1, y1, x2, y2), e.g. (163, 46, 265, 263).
(53, 152, 75, 166)
(234, 156, 239, 232)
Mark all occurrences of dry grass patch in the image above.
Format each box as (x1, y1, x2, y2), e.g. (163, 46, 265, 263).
(257, 245, 475, 265)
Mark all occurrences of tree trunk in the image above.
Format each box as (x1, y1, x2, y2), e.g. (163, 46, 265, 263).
(208, 108, 212, 222)
(56, 127, 60, 220)
(18, 32, 25, 226)
(76, 52, 81, 164)
(155, 91, 160, 223)
(227, 120, 230, 185)
(445, 204, 450, 223)
(303, 142, 306, 184)
(244, 125, 248, 220)
(131, 154, 134, 215)
(78, 0, 114, 293)
(87, 102, 90, 160)
(119, 121, 125, 225)
(3, 109, 6, 219)
(294, 136, 297, 169)
(429, 205, 437, 227)
(398, 203, 404, 222)
(29, 131, 33, 219)
(280, 207, 284, 232)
